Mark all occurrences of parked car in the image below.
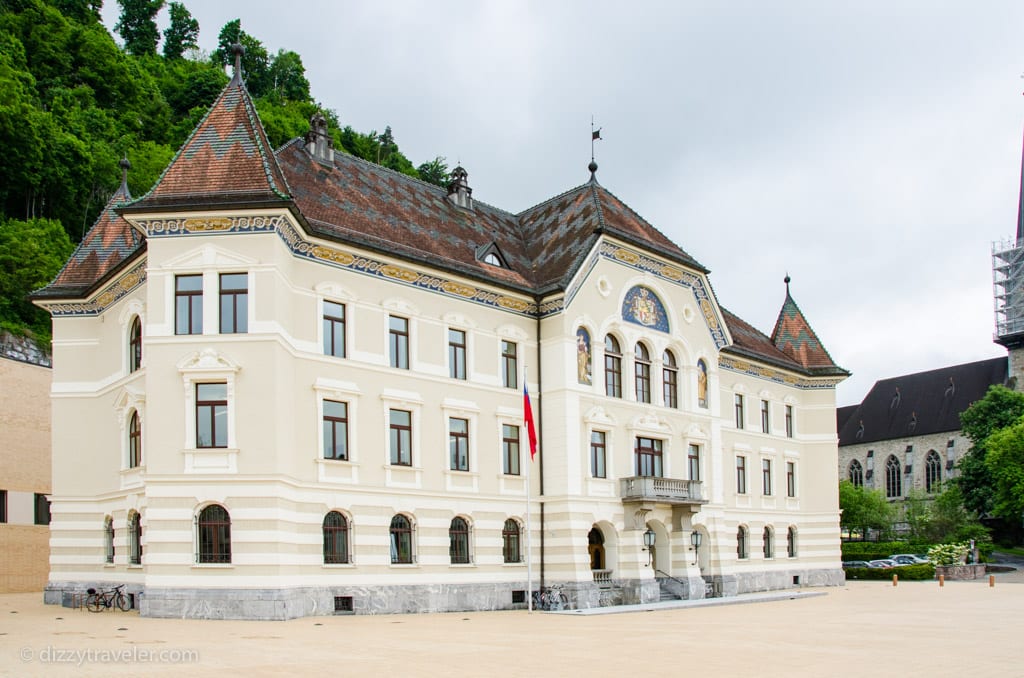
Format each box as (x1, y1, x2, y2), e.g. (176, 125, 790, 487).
(889, 554, 929, 566)
(842, 560, 871, 568)
(867, 559, 897, 568)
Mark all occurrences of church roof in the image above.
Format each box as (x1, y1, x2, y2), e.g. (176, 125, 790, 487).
(35, 166, 144, 298)
(770, 278, 842, 372)
(836, 356, 1008, 446)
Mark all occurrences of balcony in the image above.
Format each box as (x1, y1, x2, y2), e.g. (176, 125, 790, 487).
(619, 476, 706, 507)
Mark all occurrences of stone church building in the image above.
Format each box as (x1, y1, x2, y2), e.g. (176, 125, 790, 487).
(33, 52, 848, 619)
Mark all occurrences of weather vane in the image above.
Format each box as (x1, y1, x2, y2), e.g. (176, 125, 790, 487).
(591, 116, 602, 162)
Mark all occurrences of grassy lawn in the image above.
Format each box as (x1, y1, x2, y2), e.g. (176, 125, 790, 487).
(994, 546, 1024, 557)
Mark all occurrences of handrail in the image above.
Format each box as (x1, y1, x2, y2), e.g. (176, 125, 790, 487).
(654, 569, 688, 589)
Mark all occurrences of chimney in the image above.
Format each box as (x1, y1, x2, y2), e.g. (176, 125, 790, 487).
(305, 112, 334, 165)
(446, 165, 473, 209)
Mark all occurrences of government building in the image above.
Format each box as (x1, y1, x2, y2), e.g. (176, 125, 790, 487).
(33, 53, 848, 619)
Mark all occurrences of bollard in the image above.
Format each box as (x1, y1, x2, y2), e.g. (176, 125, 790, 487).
(989, 575, 995, 588)
(938, 574, 944, 587)
(892, 574, 898, 587)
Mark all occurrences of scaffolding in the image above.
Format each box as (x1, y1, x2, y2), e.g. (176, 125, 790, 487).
(993, 238, 1024, 341)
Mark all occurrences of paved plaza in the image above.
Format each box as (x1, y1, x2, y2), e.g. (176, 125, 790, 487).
(1, 571, 1021, 677)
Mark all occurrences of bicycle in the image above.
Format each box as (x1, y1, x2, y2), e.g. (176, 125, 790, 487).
(86, 584, 131, 612)
(531, 586, 569, 611)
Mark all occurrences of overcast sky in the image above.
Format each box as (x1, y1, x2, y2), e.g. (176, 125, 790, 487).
(102, 1, 1024, 406)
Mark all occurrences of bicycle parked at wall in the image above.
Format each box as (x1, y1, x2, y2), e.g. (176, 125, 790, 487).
(531, 586, 568, 611)
(86, 584, 131, 612)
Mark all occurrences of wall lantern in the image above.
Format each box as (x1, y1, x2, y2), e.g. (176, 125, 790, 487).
(690, 530, 703, 565)
(643, 528, 656, 567)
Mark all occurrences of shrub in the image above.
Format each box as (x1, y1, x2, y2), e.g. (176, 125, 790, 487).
(844, 564, 934, 581)
(928, 542, 969, 566)
(841, 541, 920, 561)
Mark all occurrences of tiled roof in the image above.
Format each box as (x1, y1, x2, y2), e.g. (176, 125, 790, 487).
(277, 142, 533, 290)
(35, 181, 144, 297)
(837, 357, 1008, 446)
(771, 285, 842, 371)
(720, 307, 808, 372)
(35, 71, 842, 381)
(518, 181, 705, 292)
(124, 77, 290, 211)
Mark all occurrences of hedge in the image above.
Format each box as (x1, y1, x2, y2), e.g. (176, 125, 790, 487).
(843, 563, 935, 581)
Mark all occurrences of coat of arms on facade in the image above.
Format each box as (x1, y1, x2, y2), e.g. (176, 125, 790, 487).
(622, 286, 669, 333)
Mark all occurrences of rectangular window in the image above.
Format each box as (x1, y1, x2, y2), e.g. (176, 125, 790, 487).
(785, 404, 794, 438)
(688, 444, 701, 481)
(449, 417, 469, 471)
(175, 274, 203, 335)
(449, 329, 467, 379)
(787, 461, 796, 497)
(0, 490, 6, 523)
(389, 316, 409, 369)
(323, 301, 346, 358)
(591, 430, 607, 479)
(323, 400, 349, 460)
(219, 273, 248, 334)
(389, 409, 412, 465)
(760, 399, 770, 434)
(196, 383, 227, 448)
(501, 341, 518, 389)
(762, 458, 773, 496)
(635, 437, 663, 477)
(736, 456, 747, 494)
(502, 424, 520, 475)
(33, 493, 50, 526)
(734, 394, 745, 429)
(663, 363, 678, 409)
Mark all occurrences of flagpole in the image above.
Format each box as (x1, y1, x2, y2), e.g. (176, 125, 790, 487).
(525, 365, 533, 613)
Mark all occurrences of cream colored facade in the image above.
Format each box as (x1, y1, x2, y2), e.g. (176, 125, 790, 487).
(0, 351, 52, 592)
(39, 206, 843, 617)
(36, 67, 844, 618)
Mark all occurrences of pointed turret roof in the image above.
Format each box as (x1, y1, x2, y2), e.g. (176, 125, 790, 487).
(123, 52, 290, 212)
(34, 158, 144, 299)
(770, 275, 846, 374)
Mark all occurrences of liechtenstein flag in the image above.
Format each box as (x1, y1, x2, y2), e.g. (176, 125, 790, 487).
(523, 384, 538, 460)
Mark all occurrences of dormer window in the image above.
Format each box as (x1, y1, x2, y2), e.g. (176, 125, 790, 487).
(484, 252, 501, 266)
(477, 242, 507, 268)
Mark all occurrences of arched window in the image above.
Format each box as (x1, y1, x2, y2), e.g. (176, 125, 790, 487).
(925, 450, 942, 493)
(662, 350, 678, 408)
(129, 316, 142, 372)
(197, 504, 231, 564)
(502, 519, 521, 564)
(787, 526, 797, 558)
(323, 511, 349, 564)
(449, 517, 470, 564)
(104, 516, 114, 564)
(634, 342, 651, 403)
(763, 526, 774, 559)
(848, 459, 863, 487)
(604, 335, 622, 398)
(128, 512, 142, 565)
(128, 411, 141, 468)
(885, 455, 902, 498)
(390, 514, 413, 564)
(737, 525, 748, 560)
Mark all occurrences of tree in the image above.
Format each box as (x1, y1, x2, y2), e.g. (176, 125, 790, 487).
(162, 2, 199, 60)
(983, 418, 1024, 525)
(839, 480, 897, 540)
(266, 49, 310, 102)
(956, 385, 1024, 516)
(0, 217, 74, 342)
(417, 157, 449, 187)
(114, 0, 165, 57)
(211, 19, 270, 96)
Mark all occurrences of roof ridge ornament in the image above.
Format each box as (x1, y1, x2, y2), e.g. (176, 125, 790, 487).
(118, 155, 132, 200)
(229, 42, 245, 86)
(590, 116, 602, 182)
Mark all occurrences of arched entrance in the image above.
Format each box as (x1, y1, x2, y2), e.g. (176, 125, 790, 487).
(588, 526, 605, 570)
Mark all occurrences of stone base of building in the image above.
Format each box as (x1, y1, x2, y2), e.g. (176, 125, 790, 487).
(44, 568, 845, 619)
(935, 564, 986, 580)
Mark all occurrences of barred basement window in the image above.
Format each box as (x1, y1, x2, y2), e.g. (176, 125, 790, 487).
(334, 596, 354, 613)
